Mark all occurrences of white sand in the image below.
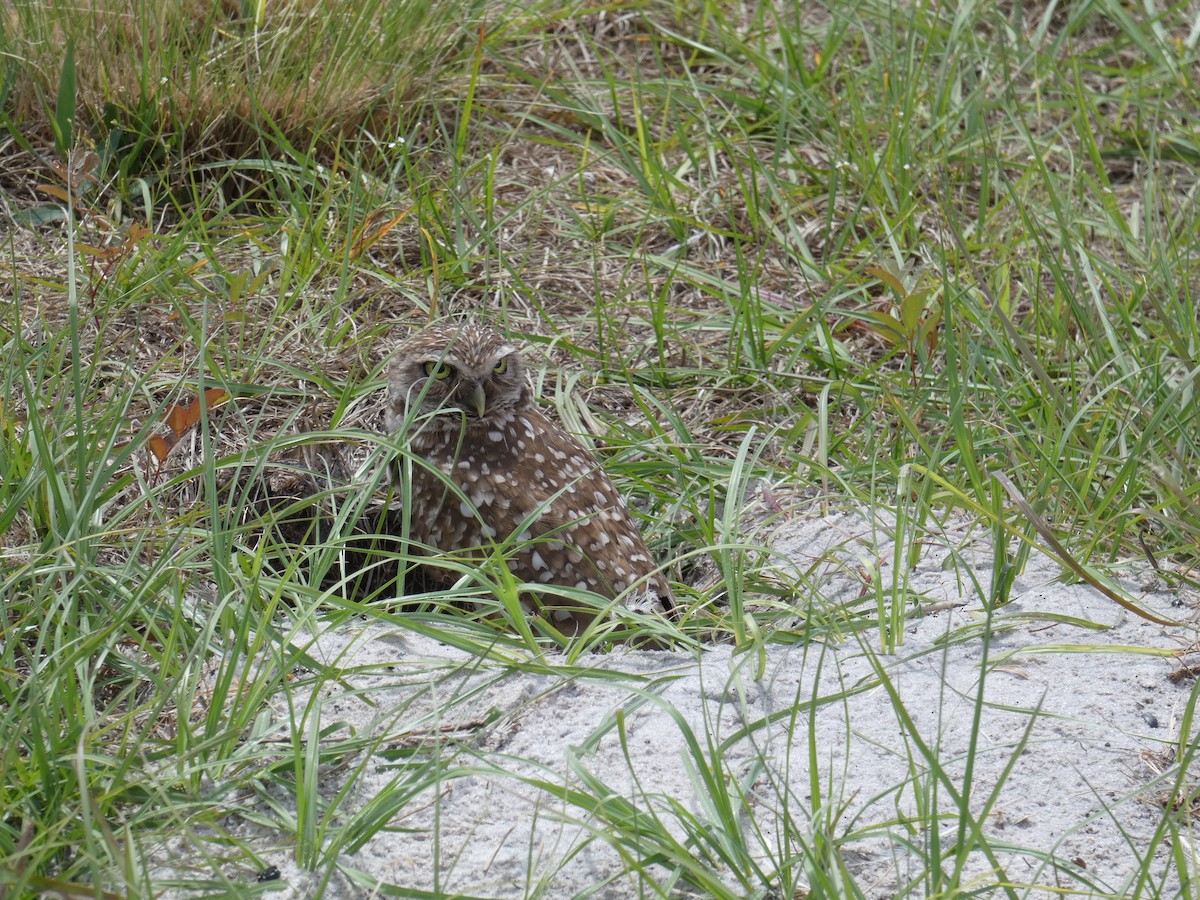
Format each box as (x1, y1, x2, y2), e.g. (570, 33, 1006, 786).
(158, 512, 1199, 897)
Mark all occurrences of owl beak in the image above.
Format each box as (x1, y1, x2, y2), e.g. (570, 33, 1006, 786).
(468, 380, 487, 417)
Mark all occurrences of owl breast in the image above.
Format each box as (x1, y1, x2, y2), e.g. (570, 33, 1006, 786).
(408, 407, 658, 597)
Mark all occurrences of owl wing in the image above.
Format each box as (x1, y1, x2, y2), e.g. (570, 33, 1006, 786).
(496, 409, 672, 614)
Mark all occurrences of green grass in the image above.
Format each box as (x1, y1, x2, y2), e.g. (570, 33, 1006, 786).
(2, 0, 1200, 895)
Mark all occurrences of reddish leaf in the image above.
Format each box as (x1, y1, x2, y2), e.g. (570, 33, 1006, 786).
(36, 184, 72, 203)
(75, 242, 124, 260)
(71, 150, 100, 188)
(147, 434, 172, 462)
(148, 388, 231, 462)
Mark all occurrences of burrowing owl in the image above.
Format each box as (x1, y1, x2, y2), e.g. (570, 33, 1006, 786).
(384, 322, 673, 634)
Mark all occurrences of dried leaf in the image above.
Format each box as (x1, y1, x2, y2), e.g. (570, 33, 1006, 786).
(75, 242, 123, 260)
(348, 209, 409, 259)
(67, 149, 99, 190)
(36, 184, 72, 203)
(148, 388, 232, 462)
(147, 434, 172, 462)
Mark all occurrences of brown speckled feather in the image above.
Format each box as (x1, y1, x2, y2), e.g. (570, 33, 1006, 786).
(385, 322, 673, 632)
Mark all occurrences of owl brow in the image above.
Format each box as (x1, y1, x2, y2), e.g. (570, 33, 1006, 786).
(418, 347, 460, 368)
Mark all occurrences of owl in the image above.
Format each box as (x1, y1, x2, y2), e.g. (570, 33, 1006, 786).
(384, 322, 674, 635)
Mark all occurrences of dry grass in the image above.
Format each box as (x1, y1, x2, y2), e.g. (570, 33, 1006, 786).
(2, 0, 475, 156)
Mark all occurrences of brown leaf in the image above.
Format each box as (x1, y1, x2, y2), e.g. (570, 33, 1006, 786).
(75, 242, 124, 260)
(35, 184, 72, 203)
(148, 388, 232, 462)
(147, 433, 172, 462)
(348, 209, 409, 259)
(64, 149, 100, 190)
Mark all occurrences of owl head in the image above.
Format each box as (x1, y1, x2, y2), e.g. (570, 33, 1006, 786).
(386, 323, 529, 433)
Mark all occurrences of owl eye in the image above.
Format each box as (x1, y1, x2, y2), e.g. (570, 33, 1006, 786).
(424, 361, 454, 380)
(493, 358, 508, 375)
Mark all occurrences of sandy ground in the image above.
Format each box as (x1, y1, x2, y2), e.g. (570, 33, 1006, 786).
(157, 511, 1200, 897)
